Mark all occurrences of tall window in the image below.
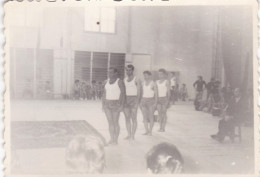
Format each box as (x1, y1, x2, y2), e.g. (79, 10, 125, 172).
(84, 7, 116, 33)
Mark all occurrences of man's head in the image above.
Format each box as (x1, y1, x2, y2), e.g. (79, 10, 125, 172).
(211, 78, 215, 82)
(125, 64, 134, 77)
(143, 71, 152, 81)
(198, 76, 203, 80)
(66, 135, 105, 174)
(75, 80, 79, 84)
(158, 69, 167, 80)
(146, 142, 183, 174)
(182, 84, 186, 87)
(108, 67, 118, 79)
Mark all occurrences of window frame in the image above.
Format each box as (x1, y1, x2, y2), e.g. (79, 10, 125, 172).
(84, 7, 117, 34)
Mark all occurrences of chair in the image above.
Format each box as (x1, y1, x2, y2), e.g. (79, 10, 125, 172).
(228, 122, 242, 143)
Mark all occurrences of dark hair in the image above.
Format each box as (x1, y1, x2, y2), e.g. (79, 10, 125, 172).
(198, 76, 203, 79)
(158, 68, 167, 75)
(146, 142, 183, 174)
(109, 67, 118, 73)
(126, 64, 134, 71)
(66, 135, 105, 174)
(143, 71, 152, 75)
(75, 80, 79, 83)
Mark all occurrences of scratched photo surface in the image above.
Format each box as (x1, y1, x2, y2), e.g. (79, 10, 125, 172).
(5, 2, 256, 175)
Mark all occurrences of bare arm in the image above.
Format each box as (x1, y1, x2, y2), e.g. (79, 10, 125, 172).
(153, 82, 158, 105)
(136, 78, 142, 103)
(118, 79, 126, 107)
(166, 80, 171, 101)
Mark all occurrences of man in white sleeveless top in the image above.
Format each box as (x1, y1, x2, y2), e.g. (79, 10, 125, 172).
(123, 65, 141, 140)
(140, 71, 158, 136)
(102, 67, 126, 145)
(157, 69, 171, 132)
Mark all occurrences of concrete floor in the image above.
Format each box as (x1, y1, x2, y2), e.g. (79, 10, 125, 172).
(9, 100, 255, 174)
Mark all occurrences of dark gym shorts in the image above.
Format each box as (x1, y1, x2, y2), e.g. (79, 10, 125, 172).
(103, 100, 121, 111)
(158, 97, 168, 106)
(125, 96, 138, 109)
(140, 97, 155, 109)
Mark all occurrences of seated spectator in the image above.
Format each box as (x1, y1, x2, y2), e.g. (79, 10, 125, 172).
(73, 80, 80, 100)
(96, 82, 103, 100)
(66, 135, 105, 174)
(86, 82, 92, 100)
(222, 86, 233, 105)
(146, 142, 184, 174)
(91, 80, 97, 100)
(211, 88, 245, 142)
(209, 81, 224, 115)
(80, 82, 87, 100)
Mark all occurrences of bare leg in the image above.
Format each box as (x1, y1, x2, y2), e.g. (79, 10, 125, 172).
(123, 108, 131, 140)
(148, 106, 155, 135)
(130, 107, 138, 140)
(161, 105, 168, 131)
(104, 108, 115, 144)
(157, 105, 163, 131)
(112, 111, 121, 144)
(141, 106, 149, 135)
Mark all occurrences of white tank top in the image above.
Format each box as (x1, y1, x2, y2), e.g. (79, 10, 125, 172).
(124, 77, 137, 96)
(157, 80, 167, 97)
(142, 81, 155, 98)
(105, 79, 120, 100)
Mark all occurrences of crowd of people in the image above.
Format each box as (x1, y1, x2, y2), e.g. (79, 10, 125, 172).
(102, 65, 189, 145)
(73, 80, 104, 100)
(193, 76, 253, 142)
(64, 65, 253, 174)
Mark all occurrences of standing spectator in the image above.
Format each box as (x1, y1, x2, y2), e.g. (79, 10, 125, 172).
(193, 76, 207, 111)
(206, 78, 215, 100)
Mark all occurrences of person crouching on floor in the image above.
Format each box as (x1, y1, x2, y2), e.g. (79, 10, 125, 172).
(65, 135, 105, 174)
(146, 142, 184, 174)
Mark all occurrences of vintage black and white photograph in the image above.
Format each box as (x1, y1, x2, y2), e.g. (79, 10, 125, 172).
(4, 1, 257, 176)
